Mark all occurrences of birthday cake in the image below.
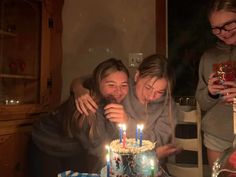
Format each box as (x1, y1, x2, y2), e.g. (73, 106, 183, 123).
(101, 138, 159, 177)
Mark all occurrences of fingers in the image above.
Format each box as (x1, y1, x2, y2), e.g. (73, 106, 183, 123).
(208, 75, 218, 86)
(207, 74, 225, 95)
(220, 87, 236, 102)
(80, 98, 97, 113)
(75, 94, 98, 116)
(77, 99, 89, 116)
(223, 81, 236, 88)
(156, 144, 183, 160)
(104, 103, 123, 109)
(104, 103, 128, 123)
(75, 100, 84, 114)
(218, 81, 236, 103)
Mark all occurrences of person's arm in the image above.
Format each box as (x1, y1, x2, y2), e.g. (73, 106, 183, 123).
(155, 144, 182, 160)
(195, 54, 222, 111)
(152, 99, 182, 160)
(70, 76, 98, 115)
(152, 98, 177, 147)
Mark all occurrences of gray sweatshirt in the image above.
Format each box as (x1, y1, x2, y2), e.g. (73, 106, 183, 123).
(196, 42, 236, 143)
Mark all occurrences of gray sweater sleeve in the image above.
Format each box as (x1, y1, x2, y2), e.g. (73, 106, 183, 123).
(195, 54, 219, 111)
(153, 99, 177, 147)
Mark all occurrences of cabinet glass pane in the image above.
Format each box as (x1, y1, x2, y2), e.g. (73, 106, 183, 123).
(0, 0, 41, 105)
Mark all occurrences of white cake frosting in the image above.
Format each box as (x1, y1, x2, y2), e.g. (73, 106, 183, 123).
(110, 138, 155, 154)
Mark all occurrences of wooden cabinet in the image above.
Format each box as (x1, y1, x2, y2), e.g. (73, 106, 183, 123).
(0, 0, 63, 176)
(0, 123, 32, 177)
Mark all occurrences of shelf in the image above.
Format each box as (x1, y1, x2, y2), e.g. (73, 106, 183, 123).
(0, 73, 37, 80)
(0, 29, 16, 37)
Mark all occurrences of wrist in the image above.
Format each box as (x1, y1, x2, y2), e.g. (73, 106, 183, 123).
(208, 91, 219, 99)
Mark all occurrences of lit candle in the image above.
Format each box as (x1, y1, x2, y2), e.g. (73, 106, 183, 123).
(118, 124, 123, 143)
(136, 124, 140, 142)
(150, 159, 154, 177)
(122, 124, 126, 148)
(106, 154, 110, 177)
(139, 124, 144, 147)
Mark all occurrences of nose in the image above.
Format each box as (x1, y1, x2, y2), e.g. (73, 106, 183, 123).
(114, 86, 122, 94)
(113, 86, 126, 99)
(146, 90, 156, 101)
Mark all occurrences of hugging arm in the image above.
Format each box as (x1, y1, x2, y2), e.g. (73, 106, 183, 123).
(70, 76, 98, 116)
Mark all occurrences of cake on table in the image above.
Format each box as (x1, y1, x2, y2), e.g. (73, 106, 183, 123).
(101, 138, 160, 177)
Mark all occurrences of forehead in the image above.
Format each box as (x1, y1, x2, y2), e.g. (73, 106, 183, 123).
(142, 77, 167, 90)
(101, 71, 128, 83)
(209, 10, 236, 26)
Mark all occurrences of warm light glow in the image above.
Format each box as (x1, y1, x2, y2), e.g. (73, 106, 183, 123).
(140, 124, 144, 131)
(106, 154, 110, 162)
(150, 159, 154, 169)
(105, 145, 110, 150)
(123, 124, 126, 131)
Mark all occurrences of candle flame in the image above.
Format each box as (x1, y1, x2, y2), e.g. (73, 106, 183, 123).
(150, 159, 154, 169)
(123, 124, 126, 131)
(105, 145, 110, 150)
(106, 154, 110, 162)
(140, 124, 144, 130)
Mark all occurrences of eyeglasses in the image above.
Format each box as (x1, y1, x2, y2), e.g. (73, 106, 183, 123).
(211, 20, 236, 35)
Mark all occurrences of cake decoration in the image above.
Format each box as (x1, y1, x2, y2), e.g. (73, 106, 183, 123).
(102, 138, 158, 177)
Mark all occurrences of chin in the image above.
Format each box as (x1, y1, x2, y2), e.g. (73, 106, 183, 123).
(222, 35, 236, 45)
(223, 39, 236, 45)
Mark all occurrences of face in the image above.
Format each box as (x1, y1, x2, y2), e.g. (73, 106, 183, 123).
(134, 72, 168, 104)
(99, 71, 129, 103)
(209, 10, 236, 45)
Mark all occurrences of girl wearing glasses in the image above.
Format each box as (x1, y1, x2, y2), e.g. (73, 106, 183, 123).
(196, 0, 236, 170)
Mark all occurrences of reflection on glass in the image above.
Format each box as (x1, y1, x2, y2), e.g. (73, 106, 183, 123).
(212, 147, 236, 177)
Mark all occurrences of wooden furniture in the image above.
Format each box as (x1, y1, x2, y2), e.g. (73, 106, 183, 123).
(167, 103, 203, 177)
(0, 0, 63, 177)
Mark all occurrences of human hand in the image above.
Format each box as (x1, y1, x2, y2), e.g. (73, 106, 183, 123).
(208, 73, 225, 96)
(104, 103, 128, 123)
(219, 81, 236, 103)
(74, 89, 98, 116)
(155, 144, 182, 160)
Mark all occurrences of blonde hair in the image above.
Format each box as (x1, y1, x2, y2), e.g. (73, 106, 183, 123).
(138, 54, 175, 143)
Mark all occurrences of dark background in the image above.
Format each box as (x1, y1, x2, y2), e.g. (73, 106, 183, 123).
(168, 0, 216, 96)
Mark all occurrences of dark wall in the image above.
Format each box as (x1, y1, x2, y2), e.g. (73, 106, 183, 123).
(168, 0, 216, 96)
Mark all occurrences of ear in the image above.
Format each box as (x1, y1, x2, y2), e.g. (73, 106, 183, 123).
(134, 71, 140, 82)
